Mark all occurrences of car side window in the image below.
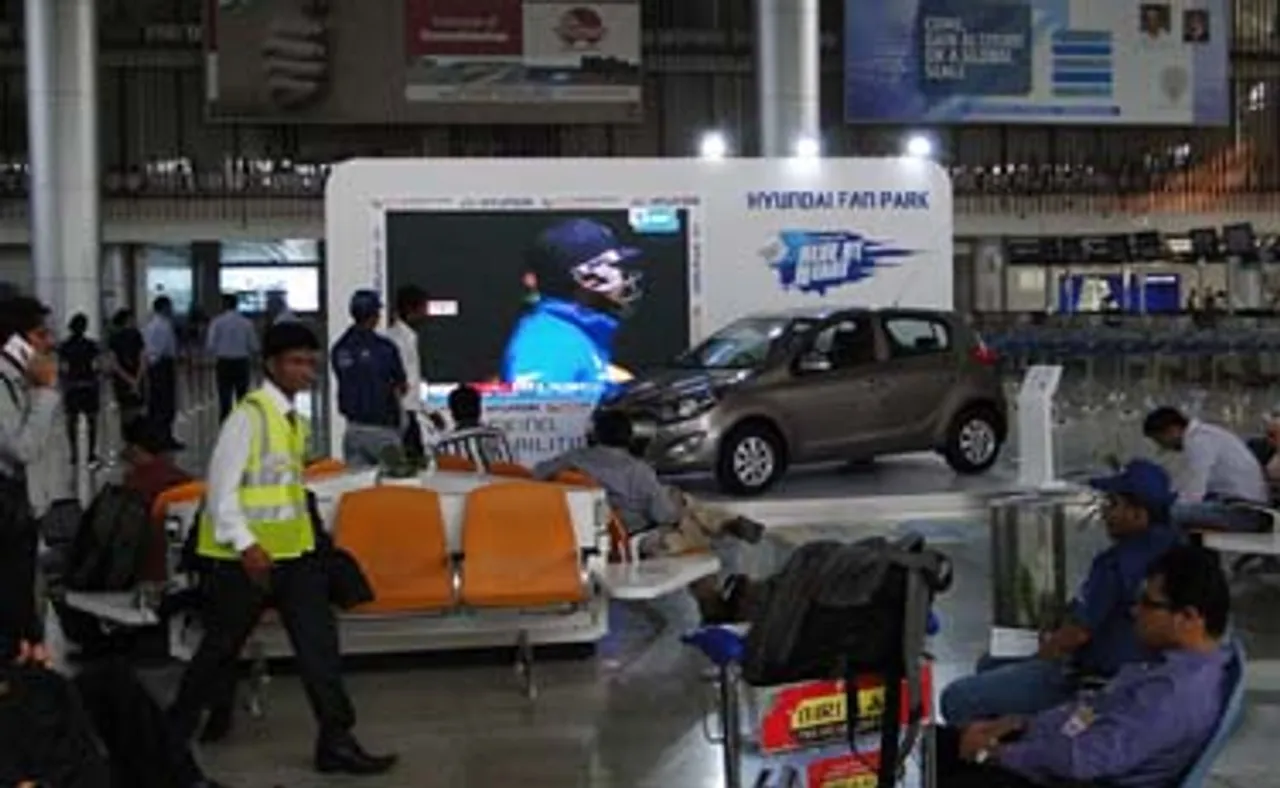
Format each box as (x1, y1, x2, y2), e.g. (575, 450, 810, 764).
(883, 317, 951, 358)
(811, 319, 876, 369)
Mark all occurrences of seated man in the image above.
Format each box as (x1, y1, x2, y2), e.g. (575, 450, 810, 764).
(938, 544, 1233, 788)
(942, 460, 1182, 724)
(532, 410, 764, 557)
(121, 417, 193, 582)
(431, 384, 513, 470)
(1143, 406, 1269, 532)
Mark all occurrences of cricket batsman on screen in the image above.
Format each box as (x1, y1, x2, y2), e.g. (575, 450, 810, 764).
(500, 219, 643, 390)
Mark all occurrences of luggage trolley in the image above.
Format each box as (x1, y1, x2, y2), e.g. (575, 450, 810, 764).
(684, 614, 940, 788)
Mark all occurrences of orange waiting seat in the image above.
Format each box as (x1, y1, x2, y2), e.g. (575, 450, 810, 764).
(435, 454, 479, 473)
(460, 482, 590, 609)
(144, 480, 207, 582)
(551, 470, 632, 563)
(333, 486, 454, 613)
(304, 458, 348, 480)
(488, 461, 534, 479)
(150, 480, 207, 524)
(552, 469, 595, 487)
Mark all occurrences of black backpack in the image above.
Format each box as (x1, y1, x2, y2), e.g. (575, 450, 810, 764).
(0, 666, 110, 788)
(742, 535, 952, 788)
(66, 484, 153, 592)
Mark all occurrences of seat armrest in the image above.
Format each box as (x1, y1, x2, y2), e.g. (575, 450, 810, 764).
(1227, 501, 1280, 531)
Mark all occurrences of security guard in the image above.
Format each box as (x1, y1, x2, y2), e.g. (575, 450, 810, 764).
(332, 289, 406, 466)
(167, 322, 396, 776)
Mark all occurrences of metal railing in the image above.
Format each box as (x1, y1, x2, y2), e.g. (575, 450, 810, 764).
(975, 314, 1280, 477)
(70, 355, 331, 501)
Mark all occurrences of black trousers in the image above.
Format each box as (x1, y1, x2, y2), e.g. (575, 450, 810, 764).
(936, 726, 1040, 788)
(64, 388, 100, 463)
(168, 553, 355, 745)
(214, 358, 251, 421)
(75, 660, 204, 788)
(0, 478, 39, 654)
(147, 358, 177, 435)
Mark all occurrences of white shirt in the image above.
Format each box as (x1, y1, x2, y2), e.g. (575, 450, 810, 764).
(205, 380, 299, 553)
(1179, 419, 1268, 503)
(142, 314, 178, 365)
(205, 310, 259, 360)
(383, 320, 424, 414)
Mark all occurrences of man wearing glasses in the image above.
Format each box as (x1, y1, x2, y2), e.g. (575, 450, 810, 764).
(936, 544, 1232, 788)
(943, 460, 1182, 724)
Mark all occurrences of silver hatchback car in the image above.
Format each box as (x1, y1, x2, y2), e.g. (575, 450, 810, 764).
(600, 306, 1007, 495)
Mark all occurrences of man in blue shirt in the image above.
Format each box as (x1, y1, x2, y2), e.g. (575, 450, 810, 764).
(501, 219, 643, 390)
(332, 289, 406, 467)
(942, 460, 1182, 724)
(938, 544, 1232, 788)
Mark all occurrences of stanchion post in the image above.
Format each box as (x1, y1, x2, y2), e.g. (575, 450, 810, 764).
(718, 663, 743, 788)
(75, 412, 91, 507)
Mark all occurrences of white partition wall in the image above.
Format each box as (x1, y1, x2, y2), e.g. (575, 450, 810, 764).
(324, 157, 954, 459)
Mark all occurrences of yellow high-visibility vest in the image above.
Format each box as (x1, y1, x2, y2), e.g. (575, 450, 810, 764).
(196, 389, 315, 561)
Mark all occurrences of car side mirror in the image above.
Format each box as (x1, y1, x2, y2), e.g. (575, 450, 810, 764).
(795, 352, 833, 374)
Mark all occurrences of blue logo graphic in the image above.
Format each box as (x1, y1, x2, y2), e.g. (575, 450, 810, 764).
(628, 206, 681, 235)
(764, 231, 914, 295)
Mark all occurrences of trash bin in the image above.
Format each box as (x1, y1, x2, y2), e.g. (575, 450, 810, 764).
(987, 490, 1091, 630)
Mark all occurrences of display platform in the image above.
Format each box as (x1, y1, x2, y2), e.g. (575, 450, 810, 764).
(679, 452, 1013, 530)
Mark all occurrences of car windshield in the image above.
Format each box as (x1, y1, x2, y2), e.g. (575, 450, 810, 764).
(674, 317, 809, 369)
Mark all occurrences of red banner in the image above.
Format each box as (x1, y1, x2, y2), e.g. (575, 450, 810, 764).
(405, 0, 523, 58)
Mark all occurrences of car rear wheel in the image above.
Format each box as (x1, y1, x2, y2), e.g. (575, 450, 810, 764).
(716, 423, 785, 496)
(943, 406, 1002, 474)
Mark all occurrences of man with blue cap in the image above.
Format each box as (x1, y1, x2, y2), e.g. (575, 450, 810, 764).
(941, 459, 1183, 724)
(331, 289, 407, 466)
(501, 218, 643, 389)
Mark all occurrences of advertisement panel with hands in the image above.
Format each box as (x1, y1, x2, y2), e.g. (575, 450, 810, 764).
(207, 0, 641, 124)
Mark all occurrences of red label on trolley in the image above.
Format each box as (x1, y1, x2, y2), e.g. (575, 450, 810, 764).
(756, 664, 933, 755)
(806, 751, 880, 788)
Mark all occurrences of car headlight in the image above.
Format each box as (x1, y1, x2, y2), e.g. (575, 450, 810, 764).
(658, 391, 717, 423)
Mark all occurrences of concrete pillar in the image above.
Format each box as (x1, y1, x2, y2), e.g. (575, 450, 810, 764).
(23, 0, 58, 313)
(52, 0, 102, 332)
(192, 241, 223, 316)
(102, 244, 126, 317)
(755, 0, 821, 157)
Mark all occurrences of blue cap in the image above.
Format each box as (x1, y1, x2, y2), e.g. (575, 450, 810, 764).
(349, 289, 382, 321)
(1089, 459, 1176, 508)
(537, 219, 641, 270)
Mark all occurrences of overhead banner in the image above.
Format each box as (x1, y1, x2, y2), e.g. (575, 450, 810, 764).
(844, 0, 1229, 125)
(205, 0, 641, 125)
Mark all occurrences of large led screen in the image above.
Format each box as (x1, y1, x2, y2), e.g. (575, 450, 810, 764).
(384, 208, 691, 396)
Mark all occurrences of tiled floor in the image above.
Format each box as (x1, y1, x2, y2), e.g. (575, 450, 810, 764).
(159, 457, 1280, 787)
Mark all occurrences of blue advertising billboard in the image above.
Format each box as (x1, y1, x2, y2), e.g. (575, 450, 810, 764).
(845, 0, 1229, 125)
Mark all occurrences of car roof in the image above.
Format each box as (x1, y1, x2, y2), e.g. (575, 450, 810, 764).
(746, 306, 957, 321)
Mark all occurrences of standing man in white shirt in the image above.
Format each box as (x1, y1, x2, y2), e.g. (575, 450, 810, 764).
(384, 285, 438, 458)
(142, 295, 181, 442)
(167, 321, 396, 776)
(1143, 406, 1268, 531)
(205, 294, 259, 420)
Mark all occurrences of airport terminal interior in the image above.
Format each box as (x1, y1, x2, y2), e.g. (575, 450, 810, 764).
(8, 0, 1280, 786)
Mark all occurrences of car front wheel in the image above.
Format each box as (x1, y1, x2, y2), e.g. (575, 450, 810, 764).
(716, 423, 785, 496)
(943, 406, 1002, 474)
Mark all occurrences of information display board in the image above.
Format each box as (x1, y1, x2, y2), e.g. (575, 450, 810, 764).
(844, 0, 1229, 125)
